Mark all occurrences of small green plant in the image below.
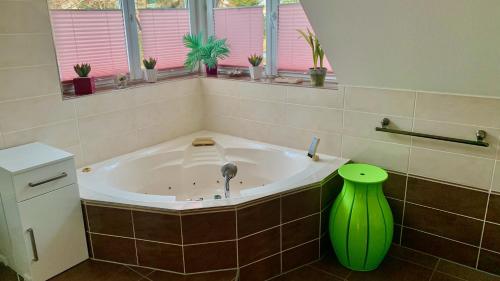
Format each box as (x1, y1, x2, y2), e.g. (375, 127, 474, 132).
(297, 28, 325, 69)
(143, 57, 157, 69)
(73, 63, 91, 77)
(183, 32, 230, 70)
(248, 54, 263, 66)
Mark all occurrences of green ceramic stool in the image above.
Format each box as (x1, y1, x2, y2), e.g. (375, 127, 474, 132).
(329, 163, 393, 271)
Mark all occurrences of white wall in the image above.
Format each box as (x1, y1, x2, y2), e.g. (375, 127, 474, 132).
(301, 0, 500, 97)
(0, 0, 203, 167)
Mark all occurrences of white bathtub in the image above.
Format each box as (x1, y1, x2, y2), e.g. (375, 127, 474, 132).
(78, 131, 349, 210)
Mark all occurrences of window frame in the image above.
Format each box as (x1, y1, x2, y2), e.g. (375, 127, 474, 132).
(205, 0, 335, 81)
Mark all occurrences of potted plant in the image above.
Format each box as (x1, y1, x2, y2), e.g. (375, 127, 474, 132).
(183, 32, 230, 76)
(73, 63, 95, 95)
(143, 57, 158, 83)
(248, 54, 263, 80)
(298, 28, 327, 87)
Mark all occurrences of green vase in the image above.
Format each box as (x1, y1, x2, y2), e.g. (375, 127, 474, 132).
(329, 164, 393, 271)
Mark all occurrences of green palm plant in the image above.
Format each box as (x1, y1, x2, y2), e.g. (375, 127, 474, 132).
(183, 32, 230, 71)
(297, 28, 325, 69)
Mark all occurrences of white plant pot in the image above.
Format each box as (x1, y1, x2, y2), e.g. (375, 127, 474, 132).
(249, 66, 263, 80)
(144, 69, 158, 83)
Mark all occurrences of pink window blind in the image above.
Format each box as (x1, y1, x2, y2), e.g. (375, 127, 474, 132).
(50, 10, 129, 81)
(138, 9, 190, 70)
(214, 7, 264, 67)
(278, 4, 332, 72)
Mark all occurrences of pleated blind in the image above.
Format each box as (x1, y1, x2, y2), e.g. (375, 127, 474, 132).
(214, 7, 264, 67)
(138, 9, 190, 70)
(50, 10, 130, 81)
(278, 3, 332, 72)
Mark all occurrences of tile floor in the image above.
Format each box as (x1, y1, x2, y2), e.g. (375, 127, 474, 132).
(1, 245, 499, 281)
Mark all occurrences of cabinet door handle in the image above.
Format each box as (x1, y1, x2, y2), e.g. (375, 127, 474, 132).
(28, 172, 68, 187)
(27, 228, 39, 262)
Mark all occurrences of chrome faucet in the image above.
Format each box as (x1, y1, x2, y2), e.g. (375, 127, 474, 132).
(221, 162, 237, 199)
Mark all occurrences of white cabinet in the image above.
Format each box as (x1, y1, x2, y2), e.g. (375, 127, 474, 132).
(0, 143, 88, 281)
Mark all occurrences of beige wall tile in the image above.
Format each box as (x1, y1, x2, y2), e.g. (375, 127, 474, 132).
(344, 86, 416, 117)
(201, 78, 240, 97)
(238, 98, 286, 125)
(0, 0, 52, 34)
(81, 130, 139, 164)
(238, 119, 288, 146)
(78, 109, 136, 143)
(237, 82, 286, 102)
(0, 95, 75, 133)
(415, 92, 500, 128)
(342, 135, 410, 173)
(412, 119, 499, 159)
(2, 119, 79, 148)
(0, 65, 61, 102)
(286, 86, 344, 108)
(137, 122, 182, 149)
(204, 115, 242, 136)
(492, 162, 500, 193)
(203, 94, 239, 118)
(0, 34, 56, 67)
(409, 147, 495, 190)
(63, 144, 84, 168)
(285, 127, 342, 157)
(0, 132, 4, 149)
(75, 90, 135, 118)
(285, 104, 342, 133)
(343, 110, 412, 144)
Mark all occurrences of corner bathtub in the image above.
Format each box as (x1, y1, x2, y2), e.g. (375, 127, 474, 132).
(78, 131, 349, 210)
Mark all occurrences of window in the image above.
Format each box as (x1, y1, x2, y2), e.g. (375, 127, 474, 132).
(48, 0, 129, 81)
(213, 1, 265, 67)
(277, 0, 332, 72)
(136, 0, 190, 70)
(208, 0, 333, 76)
(48, 0, 193, 84)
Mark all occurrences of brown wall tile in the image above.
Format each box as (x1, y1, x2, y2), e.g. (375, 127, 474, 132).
(481, 222, 500, 253)
(321, 208, 330, 235)
(282, 187, 320, 223)
(239, 254, 281, 281)
(401, 228, 478, 267)
(406, 177, 488, 219)
(477, 249, 500, 276)
(320, 234, 333, 257)
(87, 205, 133, 237)
(321, 175, 343, 208)
(238, 227, 281, 266)
(183, 241, 237, 273)
(486, 194, 500, 224)
(282, 240, 319, 272)
(436, 259, 500, 281)
(91, 234, 137, 265)
(387, 198, 404, 225)
(136, 240, 183, 272)
(181, 210, 236, 244)
(384, 172, 407, 200)
(393, 224, 402, 245)
(282, 214, 320, 250)
(81, 204, 89, 232)
(133, 211, 181, 244)
(237, 198, 280, 238)
(403, 203, 483, 245)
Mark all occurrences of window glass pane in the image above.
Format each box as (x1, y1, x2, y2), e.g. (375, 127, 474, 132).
(214, 0, 265, 67)
(48, 0, 129, 81)
(278, 1, 332, 72)
(136, 0, 190, 70)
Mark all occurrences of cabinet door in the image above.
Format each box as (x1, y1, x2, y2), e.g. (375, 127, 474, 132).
(18, 184, 88, 281)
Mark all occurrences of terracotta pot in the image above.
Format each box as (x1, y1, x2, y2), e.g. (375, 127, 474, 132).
(205, 64, 218, 77)
(73, 77, 96, 95)
(309, 67, 327, 87)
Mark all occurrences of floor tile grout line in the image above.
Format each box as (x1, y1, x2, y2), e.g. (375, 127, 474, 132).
(427, 258, 440, 281)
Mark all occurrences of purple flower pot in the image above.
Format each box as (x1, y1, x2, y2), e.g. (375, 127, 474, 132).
(73, 77, 96, 95)
(205, 64, 218, 77)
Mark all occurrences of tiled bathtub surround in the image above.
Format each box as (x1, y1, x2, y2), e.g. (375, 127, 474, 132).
(202, 77, 500, 275)
(82, 174, 343, 280)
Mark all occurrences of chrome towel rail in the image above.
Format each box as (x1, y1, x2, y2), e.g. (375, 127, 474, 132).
(375, 118, 489, 147)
